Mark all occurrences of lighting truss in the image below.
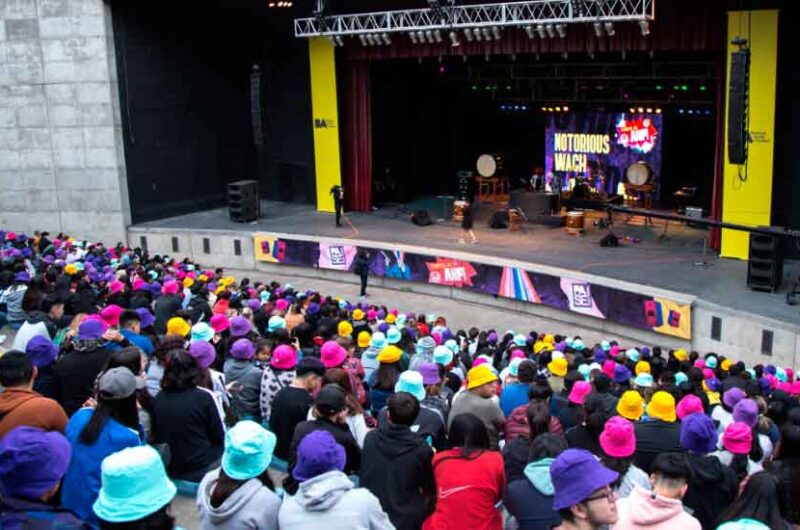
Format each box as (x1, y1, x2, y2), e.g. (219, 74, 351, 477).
(294, 0, 654, 38)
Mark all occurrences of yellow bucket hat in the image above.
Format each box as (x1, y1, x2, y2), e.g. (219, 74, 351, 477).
(352, 309, 365, 321)
(635, 361, 651, 376)
(617, 390, 645, 421)
(357, 331, 371, 349)
(377, 345, 403, 364)
(166, 317, 190, 338)
(646, 390, 677, 423)
(547, 357, 568, 377)
(673, 349, 688, 362)
(337, 321, 353, 338)
(467, 364, 498, 390)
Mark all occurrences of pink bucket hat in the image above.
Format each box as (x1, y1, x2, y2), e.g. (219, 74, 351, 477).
(694, 359, 706, 369)
(162, 280, 179, 295)
(702, 368, 715, 380)
(599, 416, 636, 458)
(320, 341, 347, 369)
(676, 394, 704, 420)
(275, 299, 289, 312)
(100, 304, 123, 327)
(722, 422, 752, 455)
(602, 360, 616, 379)
(108, 280, 125, 296)
(270, 345, 299, 370)
(568, 381, 592, 405)
(209, 314, 230, 334)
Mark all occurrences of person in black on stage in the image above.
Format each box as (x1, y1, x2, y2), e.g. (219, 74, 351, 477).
(331, 185, 344, 227)
(459, 202, 477, 244)
(354, 249, 370, 298)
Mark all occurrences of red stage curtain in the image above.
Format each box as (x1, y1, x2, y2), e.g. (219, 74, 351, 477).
(343, 60, 372, 211)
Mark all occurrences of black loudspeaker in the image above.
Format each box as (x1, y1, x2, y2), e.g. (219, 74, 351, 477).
(411, 209, 433, 226)
(228, 180, 259, 222)
(488, 210, 509, 229)
(599, 233, 619, 247)
(456, 171, 475, 203)
(728, 49, 750, 165)
(747, 231, 784, 292)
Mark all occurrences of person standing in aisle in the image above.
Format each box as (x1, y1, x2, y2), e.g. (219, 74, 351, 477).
(354, 250, 370, 298)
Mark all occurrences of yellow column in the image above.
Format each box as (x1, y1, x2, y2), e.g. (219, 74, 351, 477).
(308, 37, 342, 213)
(720, 10, 779, 259)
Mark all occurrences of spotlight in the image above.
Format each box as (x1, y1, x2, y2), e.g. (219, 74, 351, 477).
(541, 106, 547, 112)
(524, 25, 535, 39)
(646, 107, 652, 113)
(448, 31, 460, 46)
(555, 24, 566, 38)
(359, 34, 368, 46)
(381, 33, 391, 45)
(639, 20, 650, 36)
(629, 107, 635, 113)
(482, 28, 492, 40)
(655, 108, 662, 114)
(410, 31, 419, 44)
(547, 107, 554, 112)
(464, 28, 474, 42)
(555, 106, 561, 112)
(593, 22, 603, 37)
(545, 24, 555, 38)
(563, 105, 569, 112)
(536, 24, 546, 39)
(473, 28, 482, 41)
(417, 31, 425, 43)
(425, 30, 434, 43)
(637, 107, 644, 113)
(366, 34, 376, 45)
(328, 36, 336, 46)
(604, 22, 615, 36)
(491, 26, 501, 40)
(334, 35, 344, 46)
(434, 29, 442, 43)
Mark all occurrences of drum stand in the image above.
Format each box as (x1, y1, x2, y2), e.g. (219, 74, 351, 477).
(693, 235, 713, 267)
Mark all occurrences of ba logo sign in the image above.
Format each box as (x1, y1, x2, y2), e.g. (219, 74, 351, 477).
(314, 118, 337, 129)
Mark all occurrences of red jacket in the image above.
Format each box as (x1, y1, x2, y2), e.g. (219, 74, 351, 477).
(504, 403, 564, 441)
(423, 449, 505, 530)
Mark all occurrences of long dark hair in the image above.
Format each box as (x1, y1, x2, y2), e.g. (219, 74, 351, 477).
(99, 504, 174, 529)
(437, 413, 490, 465)
(526, 401, 551, 440)
(80, 394, 139, 445)
(209, 468, 274, 508)
(374, 362, 401, 390)
(161, 349, 203, 392)
(715, 472, 786, 530)
(324, 368, 363, 415)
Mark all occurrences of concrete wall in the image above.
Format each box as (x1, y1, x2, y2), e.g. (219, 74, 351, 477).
(0, 0, 129, 244)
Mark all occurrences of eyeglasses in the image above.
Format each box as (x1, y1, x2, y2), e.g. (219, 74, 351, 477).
(583, 488, 615, 504)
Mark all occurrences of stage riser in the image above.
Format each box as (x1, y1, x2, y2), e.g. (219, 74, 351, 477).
(128, 226, 800, 370)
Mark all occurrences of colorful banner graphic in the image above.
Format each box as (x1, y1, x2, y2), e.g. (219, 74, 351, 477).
(545, 111, 663, 195)
(253, 235, 691, 339)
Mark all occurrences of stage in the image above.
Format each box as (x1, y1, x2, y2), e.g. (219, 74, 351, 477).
(128, 199, 800, 368)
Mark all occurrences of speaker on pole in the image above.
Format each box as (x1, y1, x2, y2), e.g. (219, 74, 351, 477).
(228, 180, 259, 222)
(727, 47, 750, 165)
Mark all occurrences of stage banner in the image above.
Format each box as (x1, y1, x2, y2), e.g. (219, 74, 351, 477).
(544, 111, 663, 195)
(253, 235, 691, 339)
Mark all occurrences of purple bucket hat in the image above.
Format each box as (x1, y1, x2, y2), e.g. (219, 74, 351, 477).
(229, 316, 252, 338)
(551, 448, 618, 510)
(188, 340, 216, 369)
(723, 387, 746, 410)
(0, 426, 72, 499)
(135, 308, 155, 329)
(292, 430, 346, 482)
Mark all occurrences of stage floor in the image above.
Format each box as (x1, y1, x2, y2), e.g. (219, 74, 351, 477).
(133, 199, 800, 327)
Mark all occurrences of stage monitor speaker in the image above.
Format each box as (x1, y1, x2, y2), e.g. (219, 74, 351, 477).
(411, 209, 433, 226)
(747, 231, 784, 292)
(727, 49, 750, 165)
(488, 210, 509, 229)
(228, 180, 259, 222)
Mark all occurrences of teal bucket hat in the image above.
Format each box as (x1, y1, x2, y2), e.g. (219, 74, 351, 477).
(394, 370, 426, 401)
(190, 322, 214, 343)
(93, 445, 176, 523)
(222, 420, 277, 480)
(387, 326, 402, 344)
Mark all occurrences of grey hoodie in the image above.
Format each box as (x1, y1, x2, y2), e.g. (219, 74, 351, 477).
(196, 469, 281, 530)
(278, 470, 395, 530)
(361, 346, 381, 381)
(223, 359, 263, 420)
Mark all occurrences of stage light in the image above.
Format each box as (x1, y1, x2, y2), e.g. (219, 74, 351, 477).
(535, 24, 546, 39)
(655, 84, 663, 90)
(482, 28, 492, 40)
(359, 34, 368, 46)
(425, 30, 434, 43)
(524, 25, 535, 39)
(700, 85, 707, 91)
(655, 108, 662, 114)
(555, 106, 562, 112)
(464, 28, 474, 42)
(335, 35, 344, 46)
(381, 33, 391, 45)
(629, 107, 635, 113)
(449, 31, 459, 46)
(637, 107, 644, 113)
(409, 32, 419, 44)
(639, 20, 650, 36)
(268, 2, 275, 6)
(521, 105, 527, 110)
(680, 85, 689, 91)
(593, 22, 603, 37)
(688, 109, 694, 114)
(556, 24, 566, 38)
(646, 107, 652, 113)
(328, 36, 336, 46)
(417, 31, 425, 43)
(491, 26, 501, 40)
(471, 84, 478, 91)
(705, 110, 711, 115)
(438, 65, 445, 74)
(563, 105, 569, 112)
(473, 27, 482, 41)
(366, 34, 376, 45)
(604, 22, 615, 36)
(546, 24, 555, 38)
(679, 109, 685, 114)
(434, 29, 443, 43)
(541, 106, 547, 112)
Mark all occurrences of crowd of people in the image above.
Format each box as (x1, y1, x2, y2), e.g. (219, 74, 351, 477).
(0, 229, 798, 530)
